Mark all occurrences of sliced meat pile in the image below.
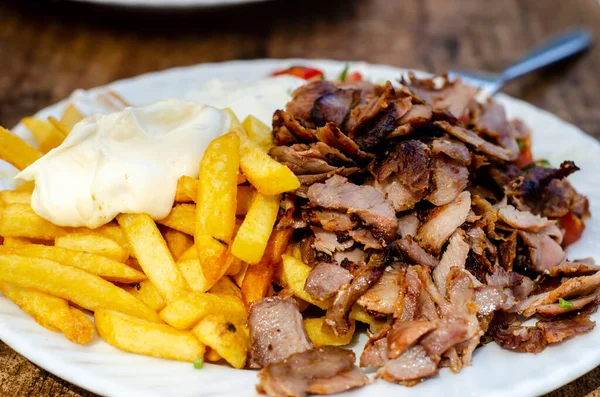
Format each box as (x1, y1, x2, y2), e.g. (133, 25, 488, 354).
(253, 73, 594, 395)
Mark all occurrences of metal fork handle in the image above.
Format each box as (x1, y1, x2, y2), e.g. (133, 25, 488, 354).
(501, 28, 593, 82)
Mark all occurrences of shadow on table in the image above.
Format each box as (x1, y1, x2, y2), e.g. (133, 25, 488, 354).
(2, 0, 360, 38)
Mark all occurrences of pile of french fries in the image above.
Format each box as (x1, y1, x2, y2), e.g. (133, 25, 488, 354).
(0, 97, 387, 370)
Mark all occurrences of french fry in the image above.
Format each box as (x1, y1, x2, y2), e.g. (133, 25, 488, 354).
(242, 115, 274, 153)
(21, 117, 65, 153)
(176, 259, 209, 292)
(2, 237, 33, 247)
(89, 222, 132, 255)
(196, 131, 240, 244)
(55, 233, 129, 263)
(174, 176, 198, 203)
(47, 116, 70, 136)
(209, 276, 242, 298)
(0, 126, 43, 171)
(60, 104, 84, 132)
(124, 280, 166, 312)
(235, 185, 254, 216)
(160, 292, 246, 330)
(0, 190, 32, 204)
(162, 227, 194, 261)
(117, 213, 189, 302)
(281, 255, 330, 310)
(0, 203, 66, 240)
(304, 317, 355, 347)
(0, 282, 94, 344)
(0, 254, 159, 322)
(226, 109, 300, 196)
(194, 234, 228, 287)
(156, 204, 195, 236)
(125, 258, 143, 272)
(0, 244, 145, 283)
(350, 304, 390, 334)
(15, 181, 35, 193)
(241, 229, 293, 306)
(192, 313, 249, 369)
(205, 348, 222, 362)
(178, 244, 198, 261)
(95, 309, 204, 362)
(232, 193, 280, 264)
(226, 256, 244, 276)
(232, 261, 249, 287)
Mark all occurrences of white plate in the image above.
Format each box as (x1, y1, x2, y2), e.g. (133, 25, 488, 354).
(70, 0, 273, 8)
(1, 59, 600, 397)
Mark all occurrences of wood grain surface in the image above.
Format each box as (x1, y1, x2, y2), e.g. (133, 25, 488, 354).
(0, 0, 599, 396)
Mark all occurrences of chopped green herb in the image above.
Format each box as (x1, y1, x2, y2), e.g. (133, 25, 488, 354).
(338, 65, 349, 82)
(516, 138, 525, 151)
(558, 298, 573, 309)
(534, 159, 551, 168)
(193, 358, 204, 369)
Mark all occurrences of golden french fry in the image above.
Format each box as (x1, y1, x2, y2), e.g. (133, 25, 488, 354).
(15, 181, 35, 193)
(205, 348, 222, 362)
(304, 317, 355, 347)
(176, 259, 209, 292)
(55, 233, 129, 263)
(0, 127, 43, 171)
(226, 256, 244, 276)
(242, 115, 274, 153)
(0, 282, 94, 344)
(95, 309, 204, 362)
(0, 244, 145, 283)
(60, 104, 84, 132)
(47, 116, 69, 136)
(192, 313, 249, 369)
(156, 204, 195, 236)
(226, 109, 300, 195)
(175, 176, 198, 203)
(125, 257, 143, 272)
(281, 255, 330, 310)
(0, 190, 32, 204)
(232, 193, 280, 264)
(232, 261, 249, 287)
(88, 222, 132, 254)
(178, 244, 198, 261)
(0, 203, 66, 239)
(162, 227, 194, 261)
(241, 228, 292, 306)
(235, 185, 254, 216)
(0, 254, 159, 322)
(123, 280, 166, 312)
(160, 292, 246, 330)
(2, 237, 34, 247)
(117, 213, 189, 302)
(349, 304, 390, 334)
(209, 276, 242, 298)
(194, 234, 228, 287)
(196, 131, 240, 244)
(21, 117, 65, 153)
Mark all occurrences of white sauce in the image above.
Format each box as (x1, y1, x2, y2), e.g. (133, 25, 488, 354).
(185, 75, 305, 125)
(18, 100, 230, 228)
(18, 76, 305, 228)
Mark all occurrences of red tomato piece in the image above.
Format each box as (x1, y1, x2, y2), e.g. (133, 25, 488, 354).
(515, 148, 533, 169)
(347, 71, 363, 81)
(561, 211, 586, 248)
(271, 66, 324, 80)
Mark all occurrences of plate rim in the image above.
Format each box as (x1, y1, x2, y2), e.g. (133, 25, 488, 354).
(2, 58, 600, 397)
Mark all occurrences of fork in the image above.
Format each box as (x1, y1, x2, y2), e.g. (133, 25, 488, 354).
(448, 28, 593, 98)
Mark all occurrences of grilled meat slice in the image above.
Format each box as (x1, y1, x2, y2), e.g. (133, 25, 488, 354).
(304, 262, 353, 301)
(257, 347, 368, 397)
(249, 297, 312, 368)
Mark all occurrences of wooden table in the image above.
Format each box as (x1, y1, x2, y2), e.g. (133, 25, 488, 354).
(0, 0, 599, 396)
